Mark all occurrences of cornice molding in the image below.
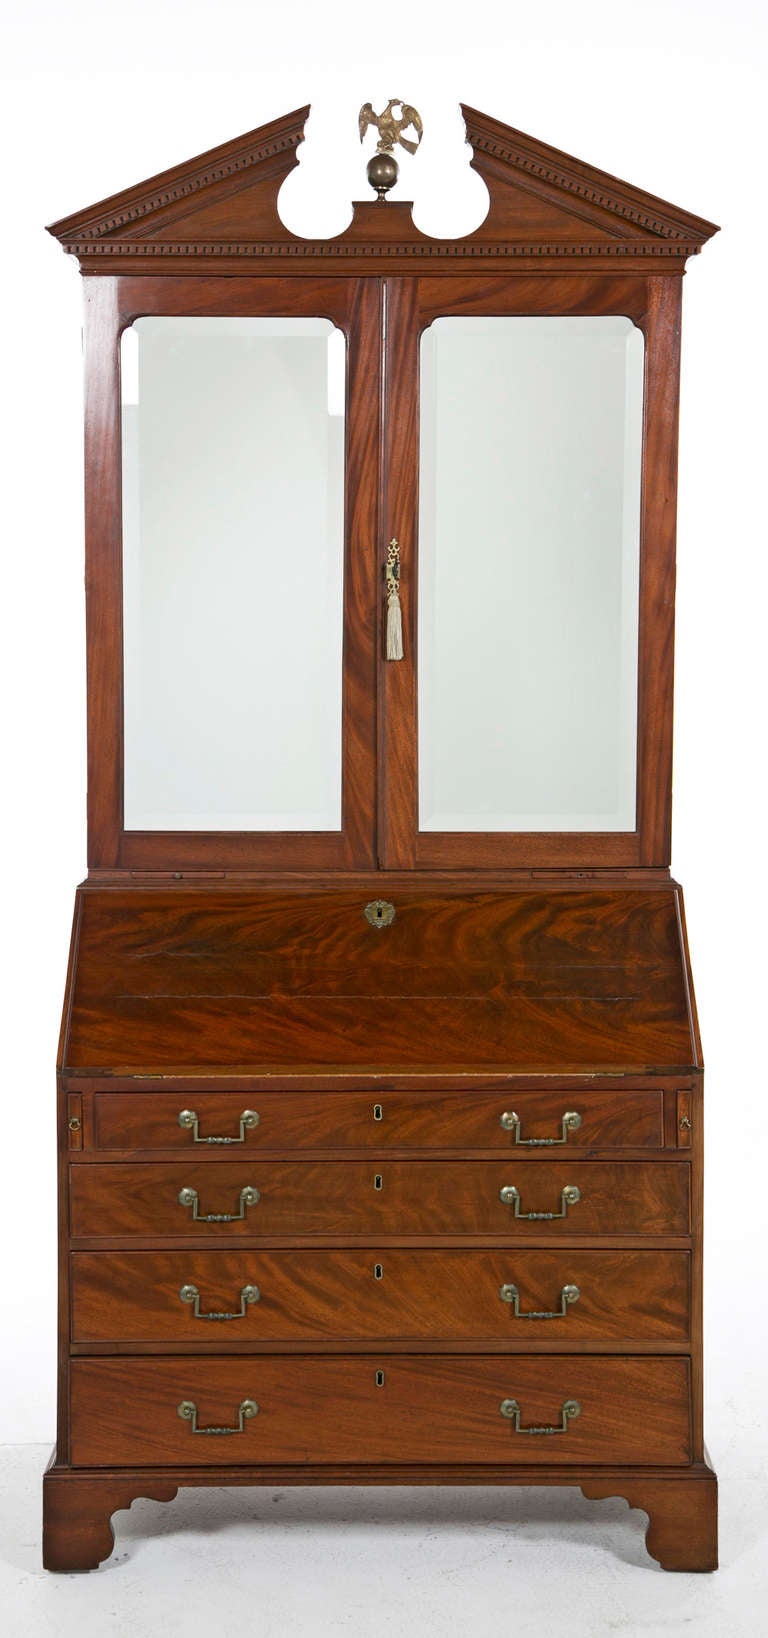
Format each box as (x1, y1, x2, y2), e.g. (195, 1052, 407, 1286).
(78, 133, 304, 242)
(469, 134, 684, 239)
(461, 105, 719, 247)
(47, 107, 308, 246)
(66, 238, 698, 261)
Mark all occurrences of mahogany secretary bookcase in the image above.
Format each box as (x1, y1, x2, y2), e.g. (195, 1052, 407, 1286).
(44, 103, 719, 1572)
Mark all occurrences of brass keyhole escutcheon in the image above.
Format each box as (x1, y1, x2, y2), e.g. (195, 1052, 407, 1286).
(375, 1369, 386, 1387)
(364, 899, 395, 929)
(374, 1174, 383, 1191)
(374, 1263, 384, 1280)
(373, 1103, 384, 1121)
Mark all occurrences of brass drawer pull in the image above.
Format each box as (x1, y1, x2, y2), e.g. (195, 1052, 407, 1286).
(500, 1109, 582, 1145)
(499, 1183, 580, 1220)
(177, 1398, 258, 1435)
(178, 1108, 259, 1144)
(500, 1397, 581, 1435)
(179, 1282, 260, 1320)
(178, 1185, 260, 1222)
(499, 1282, 580, 1318)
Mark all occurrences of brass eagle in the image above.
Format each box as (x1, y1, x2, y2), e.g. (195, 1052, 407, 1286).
(358, 100, 423, 156)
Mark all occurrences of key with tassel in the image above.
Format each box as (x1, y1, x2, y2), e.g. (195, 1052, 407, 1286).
(385, 538, 404, 660)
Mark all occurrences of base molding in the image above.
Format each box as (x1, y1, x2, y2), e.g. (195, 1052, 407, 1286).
(42, 1452, 718, 1574)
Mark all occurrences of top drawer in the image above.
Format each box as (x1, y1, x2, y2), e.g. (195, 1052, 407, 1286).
(87, 1087, 663, 1153)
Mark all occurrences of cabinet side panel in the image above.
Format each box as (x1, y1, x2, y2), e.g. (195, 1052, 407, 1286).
(636, 277, 681, 865)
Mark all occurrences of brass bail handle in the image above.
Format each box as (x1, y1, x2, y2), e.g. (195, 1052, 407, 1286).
(179, 1283, 260, 1321)
(499, 1282, 580, 1320)
(499, 1184, 581, 1221)
(178, 1108, 259, 1145)
(178, 1185, 260, 1223)
(177, 1399, 258, 1436)
(500, 1109, 582, 1147)
(500, 1398, 581, 1436)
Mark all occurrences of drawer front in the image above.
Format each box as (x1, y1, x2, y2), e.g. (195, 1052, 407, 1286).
(69, 1354, 692, 1467)
(69, 1159, 690, 1239)
(90, 1087, 664, 1152)
(70, 1248, 691, 1344)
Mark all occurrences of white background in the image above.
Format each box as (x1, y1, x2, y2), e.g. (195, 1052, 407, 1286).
(0, 0, 766, 1604)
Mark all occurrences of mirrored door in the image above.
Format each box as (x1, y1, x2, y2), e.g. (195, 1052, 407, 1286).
(378, 277, 668, 870)
(102, 278, 380, 870)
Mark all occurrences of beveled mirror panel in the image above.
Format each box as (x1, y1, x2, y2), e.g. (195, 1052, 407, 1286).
(121, 316, 346, 831)
(418, 315, 643, 833)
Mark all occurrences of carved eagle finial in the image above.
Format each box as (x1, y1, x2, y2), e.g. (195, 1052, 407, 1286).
(358, 99, 423, 156)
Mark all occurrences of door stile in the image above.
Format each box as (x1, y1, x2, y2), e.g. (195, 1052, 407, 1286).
(379, 273, 669, 873)
(336, 275, 382, 870)
(378, 278, 421, 868)
(635, 276, 682, 867)
(84, 274, 381, 873)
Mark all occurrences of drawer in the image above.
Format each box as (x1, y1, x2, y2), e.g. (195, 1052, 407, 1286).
(70, 1248, 691, 1344)
(89, 1086, 664, 1152)
(69, 1354, 692, 1466)
(69, 1159, 690, 1239)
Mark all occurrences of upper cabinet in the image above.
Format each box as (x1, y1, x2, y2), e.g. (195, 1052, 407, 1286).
(48, 105, 717, 874)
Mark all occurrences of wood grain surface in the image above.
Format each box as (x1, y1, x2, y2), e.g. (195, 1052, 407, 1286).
(69, 1354, 692, 1467)
(69, 1158, 690, 1239)
(70, 1247, 690, 1345)
(89, 1085, 664, 1152)
(61, 886, 696, 1073)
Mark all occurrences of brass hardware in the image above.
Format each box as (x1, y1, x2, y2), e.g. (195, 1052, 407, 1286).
(365, 150, 399, 200)
(373, 1103, 384, 1121)
(499, 1183, 581, 1220)
(384, 541, 403, 659)
(364, 899, 395, 929)
(68, 1116, 81, 1132)
(499, 1282, 580, 1319)
(177, 1398, 258, 1436)
(359, 100, 423, 156)
(179, 1283, 260, 1320)
(499, 1398, 581, 1435)
(178, 1185, 260, 1223)
(679, 1115, 692, 1130)
(385, 541, 401, 595)
(374, 1263, 384, 1280)
(375, 1369, 386, 1386)
(500, 1109, 582, 1146)
(359, 100, 423, 200)
(178, 1108, 259, 1145)
(374, 1173, 384, 1190)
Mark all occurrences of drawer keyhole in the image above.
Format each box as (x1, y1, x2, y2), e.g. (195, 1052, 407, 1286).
(374, 1263, 384, 1280)
(373, 1103, 384, 1121)
(375, 1369, 386, 1387)
(374, 1173, 383, 1191)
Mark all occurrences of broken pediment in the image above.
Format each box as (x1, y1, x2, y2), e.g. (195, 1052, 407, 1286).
(47, 103, 718, 274)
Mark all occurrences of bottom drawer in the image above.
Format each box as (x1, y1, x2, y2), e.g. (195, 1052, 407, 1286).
(69, 1355, 691, 1467)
